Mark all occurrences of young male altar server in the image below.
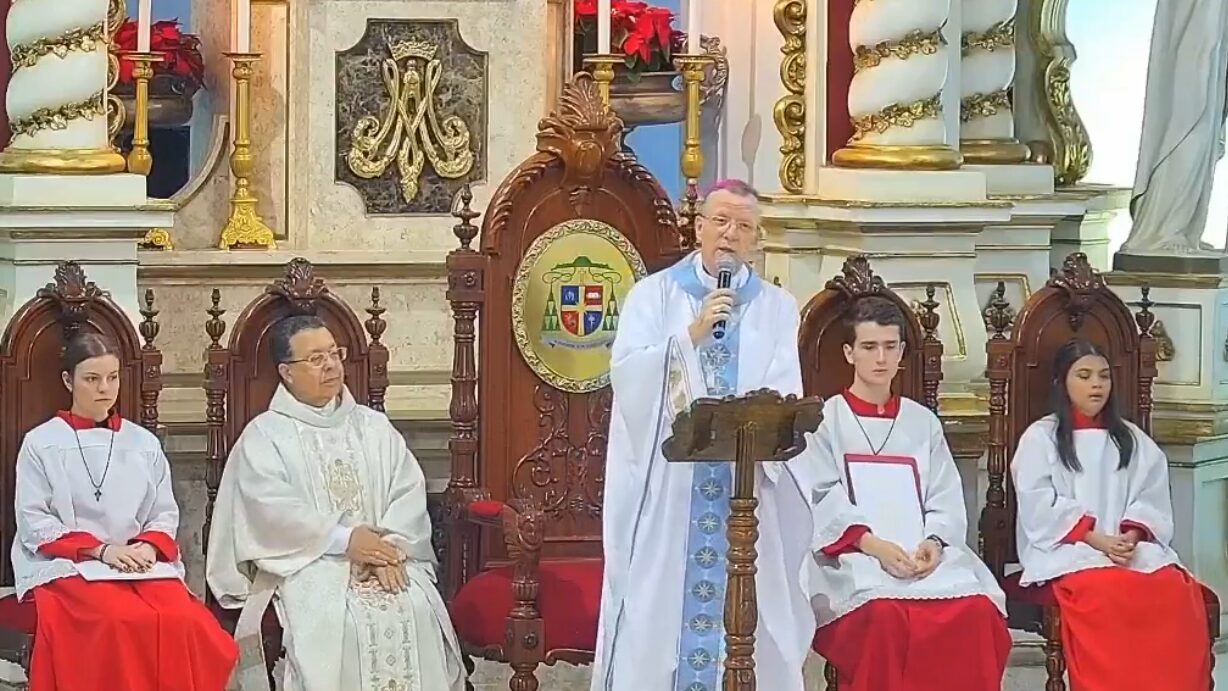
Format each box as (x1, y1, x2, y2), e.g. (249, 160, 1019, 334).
(14, 333, 237, 691)
(591, 179, 817, 691)
(804, 297, 1009, 691)
(1012, 339, 1210, 690)
(207, 315, 465, 691)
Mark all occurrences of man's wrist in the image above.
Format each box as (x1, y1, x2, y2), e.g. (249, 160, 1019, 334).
(925, 534, 947, 550)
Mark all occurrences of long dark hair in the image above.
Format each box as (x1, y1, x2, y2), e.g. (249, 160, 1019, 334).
(1050, 339, 1134, 471)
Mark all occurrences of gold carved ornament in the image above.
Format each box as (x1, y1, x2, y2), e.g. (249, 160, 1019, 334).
(9, 92, 109, 139)
(960, 88, 1012, 122)
(106, 0, 126, 140)
(1031, 0, 1091, 184)
(854, 29, 946, 73)
(346, 40, 475, 204)
(511, 219, 648, 394)
(10, 23, 106, 69)
(773, 0, 806, 194)
(851, 94, 943, 142)
(962, 19, 1015, 55)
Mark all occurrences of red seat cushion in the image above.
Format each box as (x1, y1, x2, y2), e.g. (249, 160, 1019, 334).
(451, 558, 602, 653)
(1002, 571, 1057, 607)
(0, 594, 37, 635)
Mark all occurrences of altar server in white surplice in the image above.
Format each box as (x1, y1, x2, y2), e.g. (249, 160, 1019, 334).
(591, 179, 817, 691)
(1011, 339, 1209, 691)
(802, 297, 1008, 691)
(207, 315, 465, 691)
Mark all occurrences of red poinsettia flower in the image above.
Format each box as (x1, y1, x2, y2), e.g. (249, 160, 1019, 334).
(574, 0, 684, 76)
(114, 18, 206, 89)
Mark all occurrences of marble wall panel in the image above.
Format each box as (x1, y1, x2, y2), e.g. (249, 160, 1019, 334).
(335, 19, 488, 215)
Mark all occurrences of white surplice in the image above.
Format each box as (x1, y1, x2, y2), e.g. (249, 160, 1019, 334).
(1010, 415, 1182, 586)
(13, 417, 184, 598)
(802, 395, 1005, 628)
(207, 384, 464, 691)
(591, 251, 818, 691)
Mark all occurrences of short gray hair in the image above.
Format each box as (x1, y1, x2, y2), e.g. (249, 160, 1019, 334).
(700, 178, 759, 215)
(269, 315, 328, 364)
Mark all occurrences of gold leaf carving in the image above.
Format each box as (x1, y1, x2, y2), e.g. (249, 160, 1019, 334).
(961, 88, 1013, 122)
(1151, 320, 1175, 362)
(1031, 0, 1091, 185)
(10, 91, 108, 138)
(773, 0, 806, 193)
(346, 39, 475, 203)
(855, 29, 946, 73)
(851, 94, 943, 142)
(962, 19, 1015, 56)
(10, 23, 106, 68)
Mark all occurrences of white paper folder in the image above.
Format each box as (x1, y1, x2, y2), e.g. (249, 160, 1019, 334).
(75, 560, 180, 582)
(843, 453, 926, 550)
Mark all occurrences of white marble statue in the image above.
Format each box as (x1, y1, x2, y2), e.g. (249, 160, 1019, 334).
(1124, 0, 1228, 255)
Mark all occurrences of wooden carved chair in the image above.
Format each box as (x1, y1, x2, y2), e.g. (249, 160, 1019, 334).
(444, 73, 686, 690)
(0, 262, 164, 672)
(797, 255, 943, 689)
(199, 257, 389, 677)
(978, 252, 1220, 690)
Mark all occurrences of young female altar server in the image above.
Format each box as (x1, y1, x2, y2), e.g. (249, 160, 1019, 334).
(13, 333, 237, 691)
(1011, 339, 1210, 690)
(804, 297, 1009, 691)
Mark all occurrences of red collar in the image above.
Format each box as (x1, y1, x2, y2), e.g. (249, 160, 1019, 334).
(56, 410, 122, 432)
(1072, 408, 1105, 430)
(842, 389, 900, 419)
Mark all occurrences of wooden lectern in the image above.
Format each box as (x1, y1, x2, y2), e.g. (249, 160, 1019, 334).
(662, 387, 824, 691)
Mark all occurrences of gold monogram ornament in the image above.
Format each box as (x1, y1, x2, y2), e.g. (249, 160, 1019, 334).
(346, 39, 475, 204)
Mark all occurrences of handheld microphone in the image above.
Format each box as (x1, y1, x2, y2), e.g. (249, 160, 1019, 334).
(712, 253, 738, 340)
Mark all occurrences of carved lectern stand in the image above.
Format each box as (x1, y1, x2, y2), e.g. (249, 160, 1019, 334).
(662, 388, 824, 691)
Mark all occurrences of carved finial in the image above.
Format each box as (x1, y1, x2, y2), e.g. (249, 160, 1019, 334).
(269, 258, 325, 315)
(983, 281, 1015, 339)
(1136, 284, 1156, 337)
(138, 289, 160, 349)
(677, 181, 699, 250)
(39, 261, 103, 343)
(205, 288, 227, 348)
(451, 184, 480, 250)
(1048, 252, 1102, 331)
(826, 255, 885, 297)
(365, 286, 387, 345)
(917, 284, 940, 339)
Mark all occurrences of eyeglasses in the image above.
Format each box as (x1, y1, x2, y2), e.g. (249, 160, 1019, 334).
(701, 214, 758, 235)
(284, 346, 348, 369)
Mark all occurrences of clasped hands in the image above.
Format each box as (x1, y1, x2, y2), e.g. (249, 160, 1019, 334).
(94, 542, 158, 573)
(858, 533, 943, 580)
(1086, 529, 1143, 566)
(347, 525, 410, 594)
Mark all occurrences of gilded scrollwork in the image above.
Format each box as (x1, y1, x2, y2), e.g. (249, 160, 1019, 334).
(851, 94, 943, 142)
(960, 88, 1013, 122)
(855, 29, 946, 73)
(773, 0, 806, 194)
(10, 92, 108, 138)
(346, 39, 475, 204)
(1031, 0, 1091, 184)
(1151, 319, 1175, 362)
(962, 19, 1015, 55)
(10, 23, 106, 68)
(106, 0, 126, 140)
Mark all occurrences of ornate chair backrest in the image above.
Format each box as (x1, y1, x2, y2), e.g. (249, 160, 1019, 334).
(980, 252, 1156, 579)
(446, 73, 686, 589)
(200, 258, 389, 551)
(798, 255, 943, 411)
(0, 262, 163, 585)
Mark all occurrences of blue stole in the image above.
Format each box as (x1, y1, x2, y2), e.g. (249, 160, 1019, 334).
(667, 257, 761, 691)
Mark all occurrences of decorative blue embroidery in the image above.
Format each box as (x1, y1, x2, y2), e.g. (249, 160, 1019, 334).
(673, 255, 746, 691)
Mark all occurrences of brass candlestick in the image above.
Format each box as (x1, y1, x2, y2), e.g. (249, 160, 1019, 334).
(674, 53, 714, 248)
(218, 51, 276, 250)
(119, 51, 163, 176)
(583, 54, 623, 106)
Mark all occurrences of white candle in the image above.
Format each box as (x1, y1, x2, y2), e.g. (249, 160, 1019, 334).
(236, 0, 251, 52)
(136, 0, 152, 53)
(686, 0, 700, 54)
(597, 0, 611, 54)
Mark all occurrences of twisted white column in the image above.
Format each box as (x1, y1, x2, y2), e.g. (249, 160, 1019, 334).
(0, 0, 125, 173)
(959, 0, 1029, 163)
(834, 0, 961, 169)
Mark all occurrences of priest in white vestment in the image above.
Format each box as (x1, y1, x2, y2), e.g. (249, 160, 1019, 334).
(1011, 339, 1209, 690)
(207, 315, 465, 691)
(591, 179, 817, 691)
(802, 297, 1007, 691)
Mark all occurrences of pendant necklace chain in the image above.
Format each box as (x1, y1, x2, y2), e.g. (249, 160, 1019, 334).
(73, 427, 115, 502)
(851, 403, 898, 455)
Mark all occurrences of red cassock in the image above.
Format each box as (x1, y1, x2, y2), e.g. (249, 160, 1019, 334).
(27, 528, 237, 691)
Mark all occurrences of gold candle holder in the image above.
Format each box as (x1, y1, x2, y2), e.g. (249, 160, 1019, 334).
(119, 51, 163, 176)
(582, 54, 623, 106)
(673, 53, 714, 246)
(218, 51, 276, 250)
